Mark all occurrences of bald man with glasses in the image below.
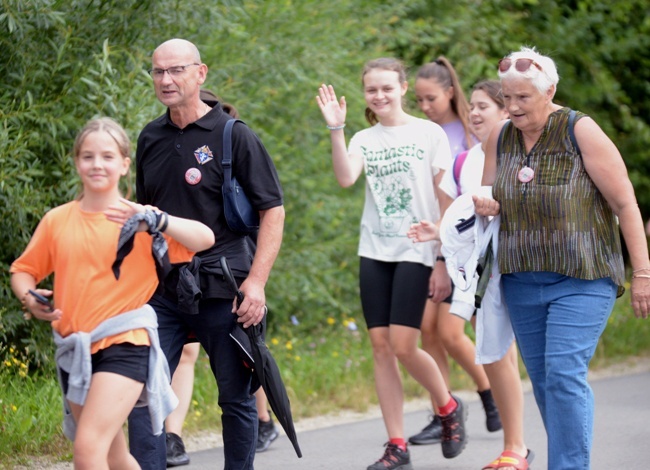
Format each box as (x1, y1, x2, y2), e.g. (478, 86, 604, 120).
(128, 38, 284, 470)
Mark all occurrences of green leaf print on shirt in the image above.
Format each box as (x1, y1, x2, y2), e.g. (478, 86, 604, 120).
(372, 176, 413, 234)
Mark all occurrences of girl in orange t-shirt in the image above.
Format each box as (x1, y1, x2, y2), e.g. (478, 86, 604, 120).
(10, 117, 214, 469)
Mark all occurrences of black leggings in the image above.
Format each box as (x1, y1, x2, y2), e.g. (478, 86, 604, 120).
(359, 257, 431, 329)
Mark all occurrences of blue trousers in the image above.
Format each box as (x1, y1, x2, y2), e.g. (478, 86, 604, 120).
(128, 295, 257, 470)
(502, 272, 617, 470)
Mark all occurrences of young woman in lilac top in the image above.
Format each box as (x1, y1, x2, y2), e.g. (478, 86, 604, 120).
(410, 56, 499, 446)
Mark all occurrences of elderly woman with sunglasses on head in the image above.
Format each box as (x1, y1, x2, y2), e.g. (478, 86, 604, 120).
(473, 46, 650, 470)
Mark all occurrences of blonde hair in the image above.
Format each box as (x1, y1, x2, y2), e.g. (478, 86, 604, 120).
(73, 117, 132, 199)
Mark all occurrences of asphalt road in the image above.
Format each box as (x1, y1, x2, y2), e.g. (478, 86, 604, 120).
(184, 369, 650, 469)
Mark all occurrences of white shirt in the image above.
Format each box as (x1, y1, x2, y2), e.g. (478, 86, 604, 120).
(349, 117, 452, 267)
(439, 143, 486, 200)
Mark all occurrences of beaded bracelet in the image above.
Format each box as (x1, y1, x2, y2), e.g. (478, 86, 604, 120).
(326, 123, 346, 131)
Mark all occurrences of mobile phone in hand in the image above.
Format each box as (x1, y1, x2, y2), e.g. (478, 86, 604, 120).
(28, 289, 53, 311)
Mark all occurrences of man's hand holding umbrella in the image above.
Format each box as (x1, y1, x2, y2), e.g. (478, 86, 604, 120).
(233, 277, 266, 328)
(220, 257, 303, 458)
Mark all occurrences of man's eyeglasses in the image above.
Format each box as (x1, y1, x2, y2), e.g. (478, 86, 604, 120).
(148, 63, 200, 79)
(498, 58, 543, 74)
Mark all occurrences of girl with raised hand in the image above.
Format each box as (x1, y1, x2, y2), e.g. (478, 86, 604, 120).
(316, 58, 468, 470)
(10, 117, 214, 469)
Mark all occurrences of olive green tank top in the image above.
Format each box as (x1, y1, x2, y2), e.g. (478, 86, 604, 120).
(493, 107, 625, 295)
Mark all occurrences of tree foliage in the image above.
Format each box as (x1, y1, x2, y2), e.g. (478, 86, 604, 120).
(386, 0, 650, 207)
(1, 0, 648, 370)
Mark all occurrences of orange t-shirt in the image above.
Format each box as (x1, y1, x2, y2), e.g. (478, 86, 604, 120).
(11, 201, 195, 353)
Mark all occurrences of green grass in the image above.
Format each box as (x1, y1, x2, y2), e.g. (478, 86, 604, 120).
(0, 369, 72, 467)
(1, 288, 649, 467)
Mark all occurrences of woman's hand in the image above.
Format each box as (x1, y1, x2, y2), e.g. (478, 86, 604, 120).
(407, 220, 440, 242)
(473, 195, 501, 217)
(316, 84, 347, 127)
(631, 276, 650, 319)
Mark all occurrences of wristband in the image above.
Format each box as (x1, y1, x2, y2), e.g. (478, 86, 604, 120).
(159, 212, 169, 233)
(326, 123, 346, 130)
(632, 267, 650, 274)
(436, 256, 446, 262)
(632, 274, 650, 279)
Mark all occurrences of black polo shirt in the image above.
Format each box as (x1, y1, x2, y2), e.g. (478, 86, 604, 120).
(135, 103, 283, 299)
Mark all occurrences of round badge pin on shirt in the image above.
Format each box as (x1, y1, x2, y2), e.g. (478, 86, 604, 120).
(185, 168, 202, 185)
(518, 166, 534, 183)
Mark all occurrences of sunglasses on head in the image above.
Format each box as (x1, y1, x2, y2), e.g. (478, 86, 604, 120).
(498, 58, 543, 73)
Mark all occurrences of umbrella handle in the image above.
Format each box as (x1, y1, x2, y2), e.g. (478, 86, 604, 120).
(220, 256, 244, 307)
(221, 256, 267, 339)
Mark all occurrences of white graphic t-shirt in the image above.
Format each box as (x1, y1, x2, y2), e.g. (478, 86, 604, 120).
(348, 117, 452, 267)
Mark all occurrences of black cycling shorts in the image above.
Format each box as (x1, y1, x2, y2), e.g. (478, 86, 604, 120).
(359, 257, 432, 329)
(60, 342, 150, 394)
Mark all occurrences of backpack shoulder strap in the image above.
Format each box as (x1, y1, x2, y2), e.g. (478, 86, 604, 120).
(567, 109, 582, 157)
(496, 119, 510, 159)
(222, 119, 244, 189)
(453, 150, 470, 196)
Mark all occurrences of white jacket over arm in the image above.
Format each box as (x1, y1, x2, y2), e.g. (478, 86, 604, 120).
(440, 189, 515, 364)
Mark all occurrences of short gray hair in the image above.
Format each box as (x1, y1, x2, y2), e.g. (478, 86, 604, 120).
(498, 46, 559, 95)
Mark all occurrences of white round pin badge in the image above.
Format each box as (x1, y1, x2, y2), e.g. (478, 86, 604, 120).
(518, 166, 534, 183)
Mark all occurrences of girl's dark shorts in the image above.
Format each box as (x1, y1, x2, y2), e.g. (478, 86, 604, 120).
(60, 342, 150, 394)
(359, 257, 432, 329)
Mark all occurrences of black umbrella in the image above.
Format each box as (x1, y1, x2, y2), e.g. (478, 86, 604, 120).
(220, 257, 302, 458)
